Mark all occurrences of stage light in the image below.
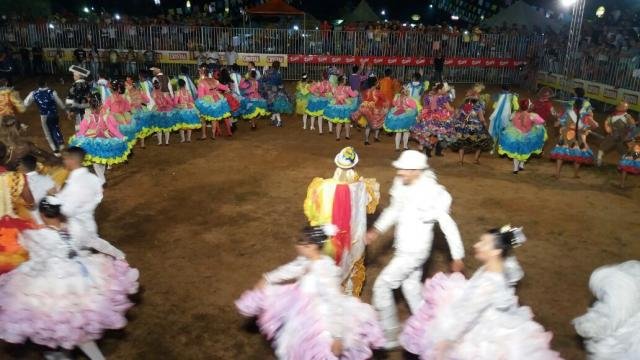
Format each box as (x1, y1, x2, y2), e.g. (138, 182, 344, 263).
(451, 15, 459, 20)
(293, 25, 299, 31)
(114, 14, 121, 20)
(186, 1, 191, 9)
(380, 10, 386, 16)
(411, 14, 421, 21)
(410, 23, 416, 28)
(560, 0, 576, 7)
(83, 6, 90, 13)
(335, 19, 344, 25)
(48, 23, 54, 29)
(154, 0, 161, 5)
(596, 6, 605, 18)
(480, 15, 484, 20)
(429, 4, 433, 9)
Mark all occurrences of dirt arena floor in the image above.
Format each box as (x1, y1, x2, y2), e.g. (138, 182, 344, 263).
(1, 78, 638, 360)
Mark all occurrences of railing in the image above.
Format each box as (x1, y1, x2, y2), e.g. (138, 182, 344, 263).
(538, 55, 640, 92)
(0, 24, 544, 83)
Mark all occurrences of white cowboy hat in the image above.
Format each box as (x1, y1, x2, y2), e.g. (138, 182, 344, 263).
(334, 146, 359, 169)
(392, 150, 430, 170)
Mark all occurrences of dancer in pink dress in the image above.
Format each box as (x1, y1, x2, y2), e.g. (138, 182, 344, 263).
(195, 65, 232, 139)
(351, 76, 389, 145)
(151, 79, 178, 146)
(173, 79, 201, 143)
(236, 225, 384, 359)
(400, 226, 560, 360)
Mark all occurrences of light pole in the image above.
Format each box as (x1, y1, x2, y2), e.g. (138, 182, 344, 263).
(561, 0, 585, 94)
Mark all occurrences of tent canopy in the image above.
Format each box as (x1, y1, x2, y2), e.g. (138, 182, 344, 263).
(483, 0, 561, 31)
(246, 0, 305, 16)
(343, 0, 380, 23)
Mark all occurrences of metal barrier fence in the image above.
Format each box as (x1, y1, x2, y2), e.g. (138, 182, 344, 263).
(539, 55, 640, 92)
(0, 24, 543, 83)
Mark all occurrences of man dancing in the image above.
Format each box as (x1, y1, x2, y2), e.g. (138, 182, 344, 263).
(304, 147, 379, 296)
(66, 65, 91, 131)
(24, 77, 69, 155)
(366, 150, 465, 349)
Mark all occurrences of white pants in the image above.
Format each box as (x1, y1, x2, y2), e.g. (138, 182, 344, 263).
(373, 252, 426, 340)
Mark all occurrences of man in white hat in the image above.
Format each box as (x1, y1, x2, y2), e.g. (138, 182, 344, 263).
(304, 146, 380, 296)
(366, 150, 465, 348)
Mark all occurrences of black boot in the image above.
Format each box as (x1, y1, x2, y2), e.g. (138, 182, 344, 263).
(435, 142, 444, 157)
(424, 147, 432, 157)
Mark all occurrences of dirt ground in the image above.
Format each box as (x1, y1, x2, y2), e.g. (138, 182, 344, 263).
(1, 78, 638, 360)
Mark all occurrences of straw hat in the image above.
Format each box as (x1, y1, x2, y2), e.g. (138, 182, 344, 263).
(392, 150, 429, 170)
(334, 146, 359, 169)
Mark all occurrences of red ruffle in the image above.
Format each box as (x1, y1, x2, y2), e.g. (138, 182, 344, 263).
(0, 216, 34, 231)
(618, 165, 640, 174)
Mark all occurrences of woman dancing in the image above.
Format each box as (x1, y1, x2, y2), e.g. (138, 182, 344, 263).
(324, 75, 358, 141)
(236, 225, 384, 359)
(263, 61, 293, 127)
(449, 87, 493, 166)
(384, 88, 419, 151)
(400, 225, 560, 359)
(195, 64, 231, 139)
(239, 70, 270, 130)
(0, 196, 139, 360)
(412, 83, 456, 157)
(498, 98, 548, 174)
(306, 74, 333, 135)
(296, 73, 312, 129)
(174, 79, 201, 143)
(351, 76, 389, 145)
(618, 131, 640, 188)
(550, 87, 598, 178)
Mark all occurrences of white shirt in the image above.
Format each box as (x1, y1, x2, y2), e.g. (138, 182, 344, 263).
(224, 51, 238, 66)
(374, 171, 464, 259)
(55, 167, 103, 236)
(25, 171, 55, 224)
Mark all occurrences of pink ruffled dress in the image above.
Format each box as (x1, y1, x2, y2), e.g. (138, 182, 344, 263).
(0, 227, 139, 350)
(236, 256, 384, 359)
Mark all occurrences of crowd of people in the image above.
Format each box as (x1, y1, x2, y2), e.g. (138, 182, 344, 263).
(0, 21, 639, 359)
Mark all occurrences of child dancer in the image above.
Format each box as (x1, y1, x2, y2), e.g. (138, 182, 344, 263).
(306, 74, 333, 134)
(263, 61, 292, 127)
(194, 64, 231, 140)
(498, 98, 548, 174)
(125, 75, 153, 149)
(384, 88, 418, 151)
(296, 73, 312, 129)
(151, 79, 178, 146)
(69, 93, 129, 183)
(400, 226, 561, 359)
(236, 225, 384, 359)
(0, 196, 139, 360)
(352, 76, 389, 145)
(218, 68, 242, 130)
(411, 82, 456, 157)
(239, 70, 270, 130)
(550, 87, 598, 178)
(103, 80, 136, 147)
(174, 79, 201, 143)
(324, 75, 358, 140)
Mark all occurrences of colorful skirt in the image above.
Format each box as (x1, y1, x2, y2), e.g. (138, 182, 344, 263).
(223, 93, 241, 116)
(174, 108, 202, 130)
(305, 95, 329, 117)
(324, 100, 356, 124)
(69, 135, 131, 166)
(152, 110, 182, 132)
(296, 92, 310, 115)
(351, 102, 386, 130)
(236, 284, 384, 359)
(384, 108, 418, 133)
(0, 250, 139, 350)
(618, 152, 640, 174)
(549, 145, 594, 165)
(449, 119, 494, 152)
(195, 95, 231, 122)
(131, 109, 155, 139)
(498, 125, 548, 161)
(269, 93, 294, 114)
(400, 272, 560, 360)
(240, 97, 270, 119)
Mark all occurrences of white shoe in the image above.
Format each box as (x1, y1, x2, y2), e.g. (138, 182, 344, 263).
(383, 339, 400, 350)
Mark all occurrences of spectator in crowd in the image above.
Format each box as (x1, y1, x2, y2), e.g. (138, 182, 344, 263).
(143, 47, 156, 70)
(107, 47, 120, 78)
(224, 46, 238, 67)
(88, 45, 100, 82)
(73, 45, 87, 66)
(434, 50, 445, 84)
(125, 47, 138, 76)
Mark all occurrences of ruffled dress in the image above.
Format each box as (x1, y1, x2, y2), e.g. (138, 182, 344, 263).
(400, 270, 560, 359)
(239, 79, 270, 119)
(263, 70, 293, 114)
(151, 90, 180, 132)
(498, 111, 548, 161)
(549, 101, 598, 165)
(0, 215, 33, 274)
(324, 85, 358, 124)
(449, 100, 493, 152)
(0, 227, 139, 350)
(295, 81, 311, 115)
(618, 142, 640, 175)
(351, 88, 389, 130)
(305, 81, 332, 117)
(384, 95, 418, 133)
(194, 78, 232, 122)
(69, 108, 131, 165)
(173, 88, 201, 130)
(236, 256, 384, 359)
(125, 84, 154, 139)
(412, 94, 456, 147)
(103, 93, 137, 146)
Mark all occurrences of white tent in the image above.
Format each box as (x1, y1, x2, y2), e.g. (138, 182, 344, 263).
(482, 0, 561, 32)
